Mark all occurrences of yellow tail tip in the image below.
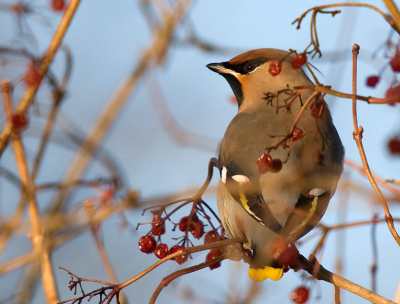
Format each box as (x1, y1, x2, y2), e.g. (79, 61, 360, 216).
(248, 266, 283, 282)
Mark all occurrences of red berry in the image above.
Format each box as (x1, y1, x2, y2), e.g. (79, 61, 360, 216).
(269, 60, 282, 76)
(51, 0, 66, 11)
(385, 86, 400, 106)
(178, 216, 189, 232)
(11, 113, 29, 131)
(189, 216, 204, 239)
(289, 127, 303, 142)
(169, 245, 188, 264)
(310, 100, 325, 118)
(271, 159, 282, 173)
(151, 216, 165, 236)
(178, 215, 204, 239)
(291, 53, 307, 69)
(277, 245, 299, 267)
(154, 243, 169, 259)
(366, 75, 380, 87)
(256, 153, 273, 174)
(388, 137, 400, 154)
(290, 286, 310, 304)
(204, 230, 220, 244)
(206, 250, 221, 270)
(23, 62, 42, 87)
(138, 235, 156, 254)
(390, 52, 400, 72)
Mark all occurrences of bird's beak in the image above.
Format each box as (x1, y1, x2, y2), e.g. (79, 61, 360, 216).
(206, 62, 230, 75)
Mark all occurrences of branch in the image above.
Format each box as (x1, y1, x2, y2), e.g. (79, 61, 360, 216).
(351, 44, 400, 247)
(295, 255, 396, 304)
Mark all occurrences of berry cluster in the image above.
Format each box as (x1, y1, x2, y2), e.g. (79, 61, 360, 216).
(138, 215, 189, 264)
(365, 46, 400, 106)
(268, 52, 308, 77)
(138, 209, 250, 269)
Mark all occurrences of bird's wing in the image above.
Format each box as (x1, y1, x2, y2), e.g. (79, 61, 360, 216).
(220, 161, 283, 234)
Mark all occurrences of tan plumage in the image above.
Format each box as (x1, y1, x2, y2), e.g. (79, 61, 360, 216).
(207, 48, 344, 281)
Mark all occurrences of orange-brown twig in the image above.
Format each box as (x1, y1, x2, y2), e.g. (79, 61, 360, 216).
(351, 44, 400, 247)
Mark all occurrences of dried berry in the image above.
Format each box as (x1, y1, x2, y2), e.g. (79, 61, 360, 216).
(204, 230, 220, 244)
(269, 60, 282, 76)
(151, 215, 165, 236)
(289, 127, 303, 142)
(256, 153, 273, 174)
(290, 286, 310, 304)
(291, 53, 307, 69)
(138, 235, 156, 254)
(271, 159, 283, 173)
(388, 137, 400, 155)
(390, 52, 400, 72)
(169, 245, 188, 264)
(206, 250, 221, 270)
(310, 100, 325, 118)
(51, 0, 65, 11)
(23, 62, 42, 87)
(366, 75, 380, 87)
(154, 243, 169, 259)
(178, 215, 204, 239)
(12, 113, 29, 132)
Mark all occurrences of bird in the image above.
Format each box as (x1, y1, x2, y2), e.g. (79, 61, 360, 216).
(207, 48, 344, 282)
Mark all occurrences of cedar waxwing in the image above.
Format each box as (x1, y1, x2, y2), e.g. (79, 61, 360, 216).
(207, 48, 344, 282)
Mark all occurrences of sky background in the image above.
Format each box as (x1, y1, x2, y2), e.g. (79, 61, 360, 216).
(1, 0, 400, 303)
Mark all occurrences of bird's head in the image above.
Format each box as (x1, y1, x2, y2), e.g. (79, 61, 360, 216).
(207, 48, 313, 112)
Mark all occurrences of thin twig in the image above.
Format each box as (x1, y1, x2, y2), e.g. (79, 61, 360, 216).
(351, 43, 400, 247)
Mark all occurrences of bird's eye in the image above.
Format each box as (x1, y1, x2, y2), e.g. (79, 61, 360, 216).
(244, 62, 256, 73)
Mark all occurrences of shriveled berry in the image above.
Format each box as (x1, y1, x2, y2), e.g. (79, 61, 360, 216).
(151, 216, 165, 236)
(138, 235, 156, 254)
(12, 113, 29, 131)
(23, 62, 42, 86)
(388, 137, 400, 154)
(291, 53, 307, 69)
(366, 75, 380, 87)
(256, 153, 273, 174)
(390, 52, 400, 72)
(154, 243, 169, 259)
(269, 60, 282, 76)
(206, 250, 221, 270)
(290, 286, 310, 304)
(204, 230, 220, 244)
(310, 100, 325, 118)
(179, 215, 204, 239)
(289, 127, 303, 142)
(189, 216, 204, 239)
(51, 0, 65, 11)
(271, 159, 282, 173)
(169, 245, 188, 264)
